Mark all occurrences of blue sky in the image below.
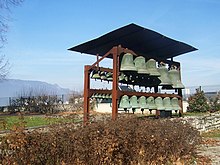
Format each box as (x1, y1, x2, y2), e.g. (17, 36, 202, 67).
(2, 0, 220, 91)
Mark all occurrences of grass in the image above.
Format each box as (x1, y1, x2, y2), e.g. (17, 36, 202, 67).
(0, 114, 81, 131)
(183, 112, 208, 117)
(201, 129, 220, 138)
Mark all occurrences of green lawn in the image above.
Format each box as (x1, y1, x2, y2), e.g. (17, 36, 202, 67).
(201, 129, 220, 138)
(0, 115, 81, 131)
(183, 112, 208, 117)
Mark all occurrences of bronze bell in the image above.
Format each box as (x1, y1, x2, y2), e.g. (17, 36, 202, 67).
(93, 93, 99, 98)
(171, 97, 181, 111)
(120, 53, 137, 71)
(163, 97, 173, 111)
(146, 59, 160, 77)
(155, 97, 165, 110)
(91, 70, 101, 79)
(168, 66, 185, 89)
(100, 71, 107, 80)
(158, 63, 172, 86)
(106, 72, 113, 81)
(147, 96, 157, 110)
(130, 95, 139, 109)
(119, 95, 131, 110)
(134, 56, 149, 74)
(118, 72, 125, 82)
(119, 72, 129, 83)
(139, 96, 148, 114)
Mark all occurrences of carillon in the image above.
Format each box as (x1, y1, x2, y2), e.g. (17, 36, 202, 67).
(69, 23, 197, 123)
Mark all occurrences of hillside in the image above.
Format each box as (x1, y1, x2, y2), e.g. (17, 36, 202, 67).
(0, 79, 72, 98)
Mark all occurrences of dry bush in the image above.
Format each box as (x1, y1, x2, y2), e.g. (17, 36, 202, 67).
(0, 116, 201, 164)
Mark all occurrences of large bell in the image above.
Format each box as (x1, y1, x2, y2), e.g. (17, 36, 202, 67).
(138, 96, 149, 112)
(158, 63, 172, 86)
(146, 59, 160, 77)
(119, 95, 131, 110)
(147, 96, 157, 110)
(120, 53, 137, 72)
(155, 97, 165, 110)
(91, 70, 101, 79)
(130, 95, 139, 109)
(134, 56, 149, 74)
(130, 95, 139, 114)
(168, 67, 185, 89)
(171, 97, 181, 111)
(163, 97, 173, 111)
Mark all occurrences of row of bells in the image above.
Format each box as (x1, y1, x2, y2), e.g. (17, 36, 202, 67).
(119, 95, 181, 111)
(91, 53, 184, 89)
(91, 93, 181, 111)
(91, 93, 112, 99)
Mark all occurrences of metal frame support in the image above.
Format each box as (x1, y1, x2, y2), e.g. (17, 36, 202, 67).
(112, 46, 119, 120)
(83, 65, 91, 125)
(178, 64, 183, 117)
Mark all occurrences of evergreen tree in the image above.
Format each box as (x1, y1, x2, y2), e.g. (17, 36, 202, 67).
(188, 88, 210, 112)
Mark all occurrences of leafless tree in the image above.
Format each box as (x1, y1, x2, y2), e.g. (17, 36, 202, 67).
(0, 0, 24, 80)
(0, 55, 9, 80)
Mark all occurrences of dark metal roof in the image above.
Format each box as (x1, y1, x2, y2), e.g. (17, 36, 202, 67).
(68, 23, 197, 59)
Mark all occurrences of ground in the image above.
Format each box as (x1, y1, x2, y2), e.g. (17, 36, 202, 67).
(197, 138, 220, 165)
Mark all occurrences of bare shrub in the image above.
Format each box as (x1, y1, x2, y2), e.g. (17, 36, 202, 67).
(0, 116, 201, 164)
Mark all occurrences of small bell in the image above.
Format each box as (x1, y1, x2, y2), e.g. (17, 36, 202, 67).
(106, 72, 113, 81)
(91, 70, 101, 79)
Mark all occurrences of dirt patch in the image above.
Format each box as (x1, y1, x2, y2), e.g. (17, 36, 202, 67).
(197, 138, 220, 165)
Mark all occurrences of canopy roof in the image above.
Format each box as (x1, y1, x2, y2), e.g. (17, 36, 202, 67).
(68, 23, 197, 59)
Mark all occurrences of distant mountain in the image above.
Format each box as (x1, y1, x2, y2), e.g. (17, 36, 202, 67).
(0, 79, 72, 98)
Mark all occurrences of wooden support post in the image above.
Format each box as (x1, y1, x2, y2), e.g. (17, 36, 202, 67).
(112, 46, 119, 120)
(83, 65, 91, 125)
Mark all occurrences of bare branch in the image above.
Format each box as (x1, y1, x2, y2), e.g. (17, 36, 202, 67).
(0, 54, 10, 80)
(0, 0, 24, 80)
(0, 0, 24, 46)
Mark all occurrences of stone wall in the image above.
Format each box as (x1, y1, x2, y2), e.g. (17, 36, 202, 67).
(180, 113, 220, 132)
